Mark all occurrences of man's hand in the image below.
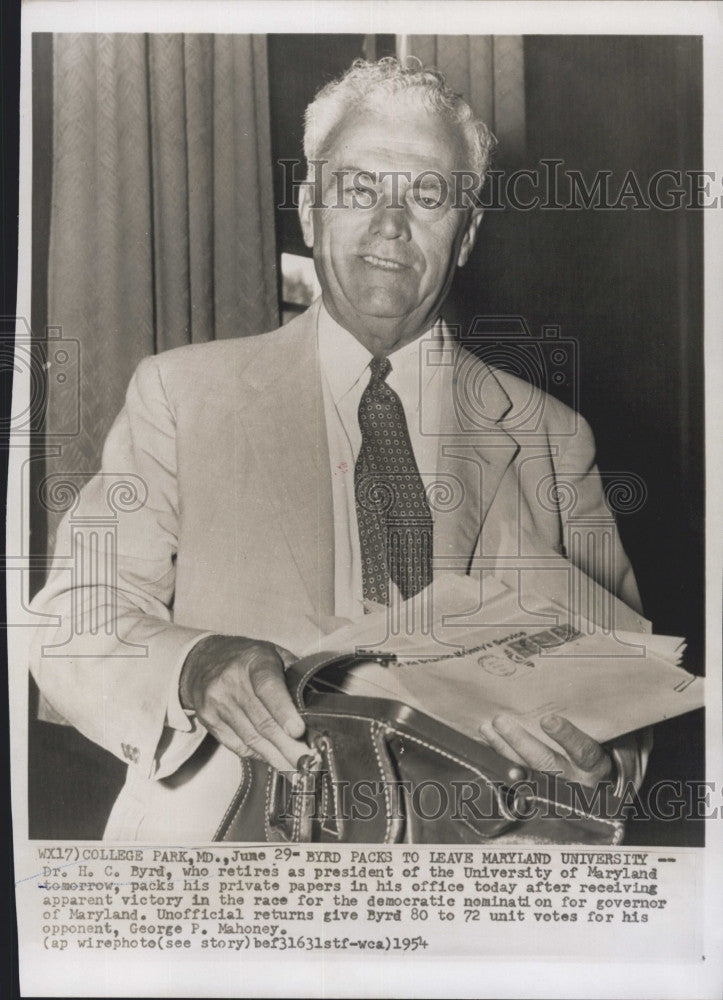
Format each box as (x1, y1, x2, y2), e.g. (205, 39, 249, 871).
(479, 713, 614, 788)
(179, 635, 307, 771)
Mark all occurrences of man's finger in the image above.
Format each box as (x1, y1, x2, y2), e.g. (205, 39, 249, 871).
(491, 714, 563, 775)
(202, 715, 257, 762)
(216, 702, 303, 772)
(242, 687, 309, 767)
(540, 714, 610, 775)
(478, 720, 525, 766)
(251, 659, 306, 739)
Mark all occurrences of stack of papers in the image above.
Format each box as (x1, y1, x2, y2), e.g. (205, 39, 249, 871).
(301, 575, 703, 747)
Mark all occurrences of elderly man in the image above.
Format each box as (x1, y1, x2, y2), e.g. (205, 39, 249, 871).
(30, 58, 649, 841)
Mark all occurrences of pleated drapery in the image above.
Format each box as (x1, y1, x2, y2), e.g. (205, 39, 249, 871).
(45, 33, 278, 546)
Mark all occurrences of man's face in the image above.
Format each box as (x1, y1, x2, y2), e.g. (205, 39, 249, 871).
(298, 100, 482, 355)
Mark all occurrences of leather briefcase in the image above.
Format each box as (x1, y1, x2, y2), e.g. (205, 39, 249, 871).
(214, 651, 625, 845)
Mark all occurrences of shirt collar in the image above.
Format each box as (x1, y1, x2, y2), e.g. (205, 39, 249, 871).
(317, 303, 373, 405)
(317, 301, 450, 407)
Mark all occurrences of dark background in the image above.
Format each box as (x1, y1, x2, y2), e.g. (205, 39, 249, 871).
(29, 34, 705, 845)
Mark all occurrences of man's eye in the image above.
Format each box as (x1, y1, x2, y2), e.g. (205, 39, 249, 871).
(344, 179, 373, 195)
(410, 187, 444, 210)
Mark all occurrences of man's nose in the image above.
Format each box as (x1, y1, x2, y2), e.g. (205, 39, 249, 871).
(370, 198, 411, 241)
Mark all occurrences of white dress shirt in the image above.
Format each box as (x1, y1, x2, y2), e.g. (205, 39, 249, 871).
(317, 303, 449, 619)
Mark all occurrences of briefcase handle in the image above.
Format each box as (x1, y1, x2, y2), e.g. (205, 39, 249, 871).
(287, 649, 397, 711)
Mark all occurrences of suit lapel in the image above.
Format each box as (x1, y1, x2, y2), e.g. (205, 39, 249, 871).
(238, 305, 335, 617)
(433, 346, 520, 571)
(235, 315, 518, 609)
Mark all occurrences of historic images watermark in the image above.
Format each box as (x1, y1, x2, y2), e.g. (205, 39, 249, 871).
(278, 159, 722, 212)
(273, 772, 719, 826)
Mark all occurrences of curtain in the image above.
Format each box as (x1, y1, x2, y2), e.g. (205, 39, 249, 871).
(403, 35, 526, 162)
(44, 33, 278, 548)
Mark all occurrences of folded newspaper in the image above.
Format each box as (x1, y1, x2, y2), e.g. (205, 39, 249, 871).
(301, 574, 703, 749)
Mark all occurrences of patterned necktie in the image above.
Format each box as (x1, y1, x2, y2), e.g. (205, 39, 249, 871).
(354, 356, 433, 604)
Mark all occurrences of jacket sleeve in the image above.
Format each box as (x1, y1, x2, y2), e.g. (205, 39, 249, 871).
(553, 410, 643, 615)
(29, 355, 211, 780)
(552, 409, 652, 789)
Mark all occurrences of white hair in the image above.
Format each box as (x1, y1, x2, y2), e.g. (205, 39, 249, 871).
(303, 57, 497, 189)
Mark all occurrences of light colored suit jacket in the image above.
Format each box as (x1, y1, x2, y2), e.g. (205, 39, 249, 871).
(30, 301, 648, 840)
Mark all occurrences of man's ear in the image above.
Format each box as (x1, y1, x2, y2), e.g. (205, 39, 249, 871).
(298, 181, 315, 249)
(456, 207, 484, 267)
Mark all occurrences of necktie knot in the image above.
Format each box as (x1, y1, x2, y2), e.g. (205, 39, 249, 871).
(369, 356, 392, 385)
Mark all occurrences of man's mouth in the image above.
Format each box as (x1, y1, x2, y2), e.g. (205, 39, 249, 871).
(361, 254, 409, 271)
